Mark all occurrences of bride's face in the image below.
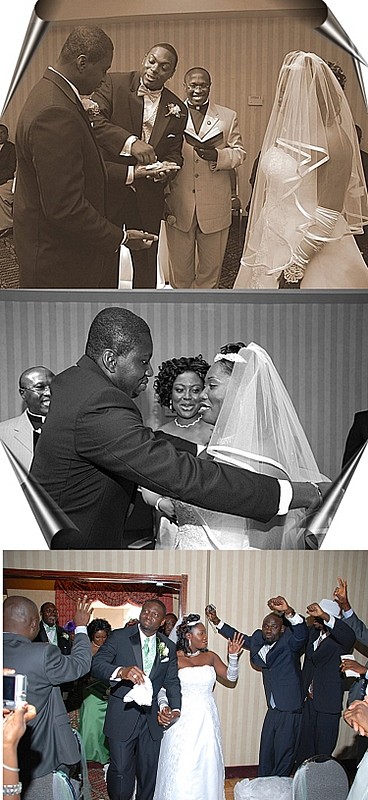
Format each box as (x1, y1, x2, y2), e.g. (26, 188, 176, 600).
(198, 362, 231, 425)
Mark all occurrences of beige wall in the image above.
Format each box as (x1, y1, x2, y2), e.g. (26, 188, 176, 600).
(3, 5, 366, 210)
(4, 549, 368, 766)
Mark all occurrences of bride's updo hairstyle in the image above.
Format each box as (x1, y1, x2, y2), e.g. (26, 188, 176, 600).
(215, 341, 247, 376)
(176, 613, 201, 653)
(154, 355, 210, 409)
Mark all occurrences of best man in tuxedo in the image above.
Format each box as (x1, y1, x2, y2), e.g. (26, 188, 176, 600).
(92, 599, 181, 800)
(206, 596, 309, 777)
(92, 43, 187, 288)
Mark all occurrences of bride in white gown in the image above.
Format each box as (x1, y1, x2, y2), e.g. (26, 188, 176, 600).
(235, 51, 368, 289)
(162, 342, 327, 549)
(153, 614, 243, 800)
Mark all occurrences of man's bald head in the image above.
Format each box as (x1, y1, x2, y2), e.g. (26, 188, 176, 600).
(3, 595, 40, 640)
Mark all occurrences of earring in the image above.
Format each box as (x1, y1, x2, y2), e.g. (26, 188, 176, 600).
(169, 399, 173, 411)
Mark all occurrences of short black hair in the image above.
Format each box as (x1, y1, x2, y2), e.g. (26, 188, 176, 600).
(59, 26, 113, 65)
(85, 307, 151, 361)
(184, 67, 211, 85)
(149, 43, 178, 69)
(154, 355, 210, 409)
(0, 124, 9, 134)
(142, 598, 167, 616)
(87, 618, 112, 641)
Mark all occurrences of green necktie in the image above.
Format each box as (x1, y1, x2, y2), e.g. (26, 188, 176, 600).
(143, 636, 154, 674)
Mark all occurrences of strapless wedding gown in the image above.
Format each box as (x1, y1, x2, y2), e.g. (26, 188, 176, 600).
(153, 665, 225, 800)
(235, 146, 368, 289)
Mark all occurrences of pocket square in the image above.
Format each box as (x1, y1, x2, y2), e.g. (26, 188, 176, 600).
(167, 134, 176, 138)
(161, 657, 169, 662)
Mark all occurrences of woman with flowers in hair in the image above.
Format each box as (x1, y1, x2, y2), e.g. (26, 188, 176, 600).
(235, 51, 368, 289)
(153, 614, 244, 800)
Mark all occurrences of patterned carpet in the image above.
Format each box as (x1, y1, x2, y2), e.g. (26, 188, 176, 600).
(88, 762, 109, 800)
(0, 216, 246, 290)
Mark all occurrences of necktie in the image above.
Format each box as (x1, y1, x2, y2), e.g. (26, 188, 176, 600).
(142, 636, 154, 674)
(137, 85, 162, 102)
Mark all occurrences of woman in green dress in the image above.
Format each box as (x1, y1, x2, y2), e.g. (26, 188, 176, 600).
(79, 618, 112, 764)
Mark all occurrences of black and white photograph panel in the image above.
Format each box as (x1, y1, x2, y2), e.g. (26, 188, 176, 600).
(0, 290, 367, 550)
(1, 0, 367, 290)
(3, 548, 368, 800)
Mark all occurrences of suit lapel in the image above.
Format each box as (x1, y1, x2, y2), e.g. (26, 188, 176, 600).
(14, 411, 33, 456)
(199, 102, 221, 139)
(149, 634, 163, 678)
(149, 89, 172, 150)
(130, 629, 143, 670)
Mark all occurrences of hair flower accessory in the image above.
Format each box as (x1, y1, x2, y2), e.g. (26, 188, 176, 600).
(165, 103, 183, 118)
(158, 641, 169, 659)
(81, 97, 100, 118)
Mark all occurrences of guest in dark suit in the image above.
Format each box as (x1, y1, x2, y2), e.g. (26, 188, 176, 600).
(14, 26, 156, 289)
(0, 365, 54, 470)
(30, 306, 320, 549)
(34, 601, 72, 654)
(3, 595, 91, 798)
(296, 598, 356, 766)
(92, 43, 187, 288)
(206, 596, 309, 777)
(0, 124, 16, 233)
(92, 599, 181, 800)
(342, 410, 368, 467)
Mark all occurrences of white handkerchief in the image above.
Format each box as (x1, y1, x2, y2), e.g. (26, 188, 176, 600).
(124, 675, 153, 706)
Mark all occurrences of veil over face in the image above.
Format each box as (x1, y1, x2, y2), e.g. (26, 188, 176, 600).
(207, 342, 326, 484)
(241, 50, 368, 274)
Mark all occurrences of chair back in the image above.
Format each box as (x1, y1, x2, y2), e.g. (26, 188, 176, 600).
(293, 756, 349, 800)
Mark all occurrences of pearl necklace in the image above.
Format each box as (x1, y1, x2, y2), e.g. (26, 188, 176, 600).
(187, 649, 200, 657)
(174, 416, 202, 429)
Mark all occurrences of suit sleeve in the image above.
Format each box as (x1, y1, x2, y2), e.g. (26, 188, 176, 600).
(91, 629, 124, 683)
(342, 413, 366, 467)
(162, 644, 182, 711)
(75, 389, 281, 523)
(287, 619, 309, 652)
(343, 611, 368, 646)
(27, 107, 122, 254)
(329, 618, 356, 650)
(218, 621, 252, 650)
(92, 76, 136, 155)
(42, 633, 91, 684)
(213, 111, 247, 172)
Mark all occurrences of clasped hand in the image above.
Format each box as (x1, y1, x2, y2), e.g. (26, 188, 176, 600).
(157, 706, 180, 728)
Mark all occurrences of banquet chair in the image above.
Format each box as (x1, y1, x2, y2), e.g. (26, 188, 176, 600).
(292, 755, 349, 800)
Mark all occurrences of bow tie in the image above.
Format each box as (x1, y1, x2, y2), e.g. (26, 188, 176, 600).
(137, 84, 162, 101)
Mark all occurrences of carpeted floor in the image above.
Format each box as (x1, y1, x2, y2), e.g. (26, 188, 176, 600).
(0, 216, 246, 290)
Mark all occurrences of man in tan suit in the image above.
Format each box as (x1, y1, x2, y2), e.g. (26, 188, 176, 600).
(165, 67, 246, 288)
(0, 365, 54, 469)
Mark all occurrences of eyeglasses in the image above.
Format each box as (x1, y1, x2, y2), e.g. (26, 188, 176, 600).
(186, 83, 210, 90)
(21, 383, 51, 394)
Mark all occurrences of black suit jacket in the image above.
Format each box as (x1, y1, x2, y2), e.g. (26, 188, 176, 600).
(3, 631, 91, 785)
(30, 355, 281, 549)
(220, 618, 309, 711)
(302, 619, 356, 713)
(34, 621, 72, 654)
(0, 140, 16, 185)
(342, 410, 368, 468)
(14, 68, 123, 288)
(92, 71, 187, 232)
(91, 624, 181, 741)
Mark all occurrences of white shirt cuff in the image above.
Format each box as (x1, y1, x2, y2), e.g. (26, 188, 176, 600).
(325, 615, 335, 629)
(284, 612, 303, 625)
(111, 666, 124, 681)
(74, 626, 88, 635)
(126, 165, 135, 185)
(277, 480, 292, 515)
(120, 135, 138, 156)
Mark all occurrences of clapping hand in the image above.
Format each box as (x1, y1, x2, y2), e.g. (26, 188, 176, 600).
(228, 632, 244, 656)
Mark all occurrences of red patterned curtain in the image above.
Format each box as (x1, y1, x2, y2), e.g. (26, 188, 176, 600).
(55, 579, 174, 626)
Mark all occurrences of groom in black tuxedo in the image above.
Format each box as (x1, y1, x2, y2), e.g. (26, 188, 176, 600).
(92, 599, 181, 800)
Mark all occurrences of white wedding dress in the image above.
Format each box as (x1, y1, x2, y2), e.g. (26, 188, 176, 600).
(235, 146, 368, 289)
(153, 665, 225, 800)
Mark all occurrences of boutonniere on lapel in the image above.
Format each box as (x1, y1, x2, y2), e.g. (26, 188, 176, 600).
(61, 632, 70, 640)
(80, 97, 100, 123)
(165, 103, 184, 119)
(158, 640, 169, 660)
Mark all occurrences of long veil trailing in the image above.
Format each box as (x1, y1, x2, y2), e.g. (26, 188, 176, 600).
(236, 51, 368, 287)
(207, 343, 329, 548)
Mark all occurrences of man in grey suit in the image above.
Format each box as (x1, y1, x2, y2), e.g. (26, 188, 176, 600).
(0, 366, 54, 470)
(3, 595, 91, 798)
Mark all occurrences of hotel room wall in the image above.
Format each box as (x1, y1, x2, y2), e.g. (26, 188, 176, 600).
(2, 7, 366, 211)
(4, 549, 368, 766)
(1, 292, 367, 483)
